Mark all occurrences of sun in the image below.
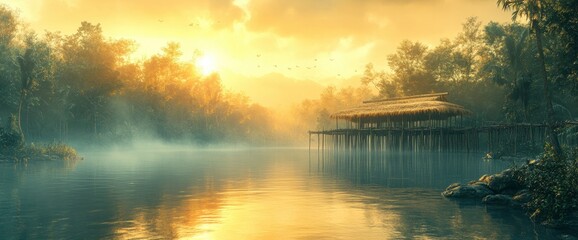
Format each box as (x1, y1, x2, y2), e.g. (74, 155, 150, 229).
(195, 54, 218, 76)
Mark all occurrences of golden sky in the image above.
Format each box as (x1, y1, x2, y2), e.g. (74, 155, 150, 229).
(3, 0, 511, 99)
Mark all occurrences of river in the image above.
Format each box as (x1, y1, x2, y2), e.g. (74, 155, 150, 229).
(0, 148, 570, 239)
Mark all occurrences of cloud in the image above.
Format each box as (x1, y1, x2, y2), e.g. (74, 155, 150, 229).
(12, 0, 245, 34)
(242, 0, 510, 61)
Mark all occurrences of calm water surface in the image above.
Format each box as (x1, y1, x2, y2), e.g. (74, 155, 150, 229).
(0, 148, 571, 239)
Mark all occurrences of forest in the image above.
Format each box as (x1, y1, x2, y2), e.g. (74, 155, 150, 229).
(0, 1, 577, 149)
(298, 3, 578, 146)
(0, 6, 281, 148)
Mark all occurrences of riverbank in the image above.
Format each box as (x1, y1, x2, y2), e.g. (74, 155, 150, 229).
(0, 143, 80, 162)
(442, 146, 578, 233)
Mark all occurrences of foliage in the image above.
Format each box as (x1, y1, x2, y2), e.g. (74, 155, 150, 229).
(348, 13, 577, 125)
(1, 3, 577, 148)
(1, 120, 77, 161)
(0, 128, 22, 155)
(0, 6, 280, 146)
(386, 40, 436, 96)
(293, 10, 578, 145)
(515, 144, 578, 223)
(497, 0, 563, 155)
(25, 142, 79, 161)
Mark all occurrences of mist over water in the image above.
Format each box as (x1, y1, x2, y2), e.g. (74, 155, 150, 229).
(0, 148, 569, 239)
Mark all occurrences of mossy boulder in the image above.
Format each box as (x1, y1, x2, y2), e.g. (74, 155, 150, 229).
(482, 194, 514, 205)
(478, 169, 521, 193)
(442, 182, 494, 198)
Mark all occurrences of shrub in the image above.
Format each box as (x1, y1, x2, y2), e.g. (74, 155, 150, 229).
(26, 143, 79, 161)
(519, 144, 578, 223)
(0, 127, 23, 153)
(43, 143, 79, 160)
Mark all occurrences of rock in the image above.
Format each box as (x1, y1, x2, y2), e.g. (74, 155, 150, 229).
(478, 174, 491, 184)
(499, 188, 518, 196)
(442, 183, 494, 198)
(485, 169, 520, 193)
(512, 189, 532, 204)
(445, 182, 461, 191)
(482, 194, 513, 205)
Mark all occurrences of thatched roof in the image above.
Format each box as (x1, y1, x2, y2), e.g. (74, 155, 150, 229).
(331, 92, 471, 122)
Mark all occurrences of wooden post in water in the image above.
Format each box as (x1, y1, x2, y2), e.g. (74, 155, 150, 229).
(308, 132, 311, 161)
(317, 133, 320, 167)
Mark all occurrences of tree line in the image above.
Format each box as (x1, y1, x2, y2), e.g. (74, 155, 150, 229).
(0, 6, 278, 147)
(300, 1, 578, 144)
(1, 1, 577, 148)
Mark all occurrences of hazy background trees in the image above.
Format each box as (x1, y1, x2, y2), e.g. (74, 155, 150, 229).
(0, 6, 278, 147)
(1, 3, 577, 147)
(298, 10, 577, 143)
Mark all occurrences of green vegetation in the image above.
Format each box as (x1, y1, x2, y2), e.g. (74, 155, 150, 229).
(299, 1, 578, 149)
(0, 120, 79, 161)
(25, 143, 79, 161)
(513, 144, 578, 225)
(0, 5, 278, 147)
(303, 13, 578, 130)
(0, 142, 79, 162)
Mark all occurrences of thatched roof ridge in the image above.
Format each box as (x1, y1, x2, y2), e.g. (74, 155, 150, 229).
(362, 92, 448, 103)
(331, 92, 471, 122)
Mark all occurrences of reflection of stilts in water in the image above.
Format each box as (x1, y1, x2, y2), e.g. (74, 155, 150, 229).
(316, 147, 510, 189)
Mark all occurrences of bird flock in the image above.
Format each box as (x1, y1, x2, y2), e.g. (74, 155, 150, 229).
(157, 18, 362, 78)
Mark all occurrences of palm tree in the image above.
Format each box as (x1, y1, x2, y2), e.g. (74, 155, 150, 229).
(504, 29, 530, 121)
(497, 0, 562, 155)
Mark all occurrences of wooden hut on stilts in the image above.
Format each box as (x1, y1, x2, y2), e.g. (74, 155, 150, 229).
(309, 92, 477, 154)
(308, 92, 551, 161)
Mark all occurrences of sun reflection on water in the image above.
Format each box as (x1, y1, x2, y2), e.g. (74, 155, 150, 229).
(111, 170, 404, 239)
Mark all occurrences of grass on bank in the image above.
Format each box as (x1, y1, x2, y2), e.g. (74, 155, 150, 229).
(1, 126, 79, 161)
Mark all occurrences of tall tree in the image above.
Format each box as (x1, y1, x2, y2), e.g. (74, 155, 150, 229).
(485, 24, 535, 122)
(60, 22, 131, 136)
(497, 0, 562, 155)
(0, 5, 19, 121)
(386, 40, 435, 96)
(540, 0, 578, 95)
(504, 29, 532, 121)
(454, 17, 486, 82)
(361, 63, 399, 98)
(16, 48, 35, 141)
